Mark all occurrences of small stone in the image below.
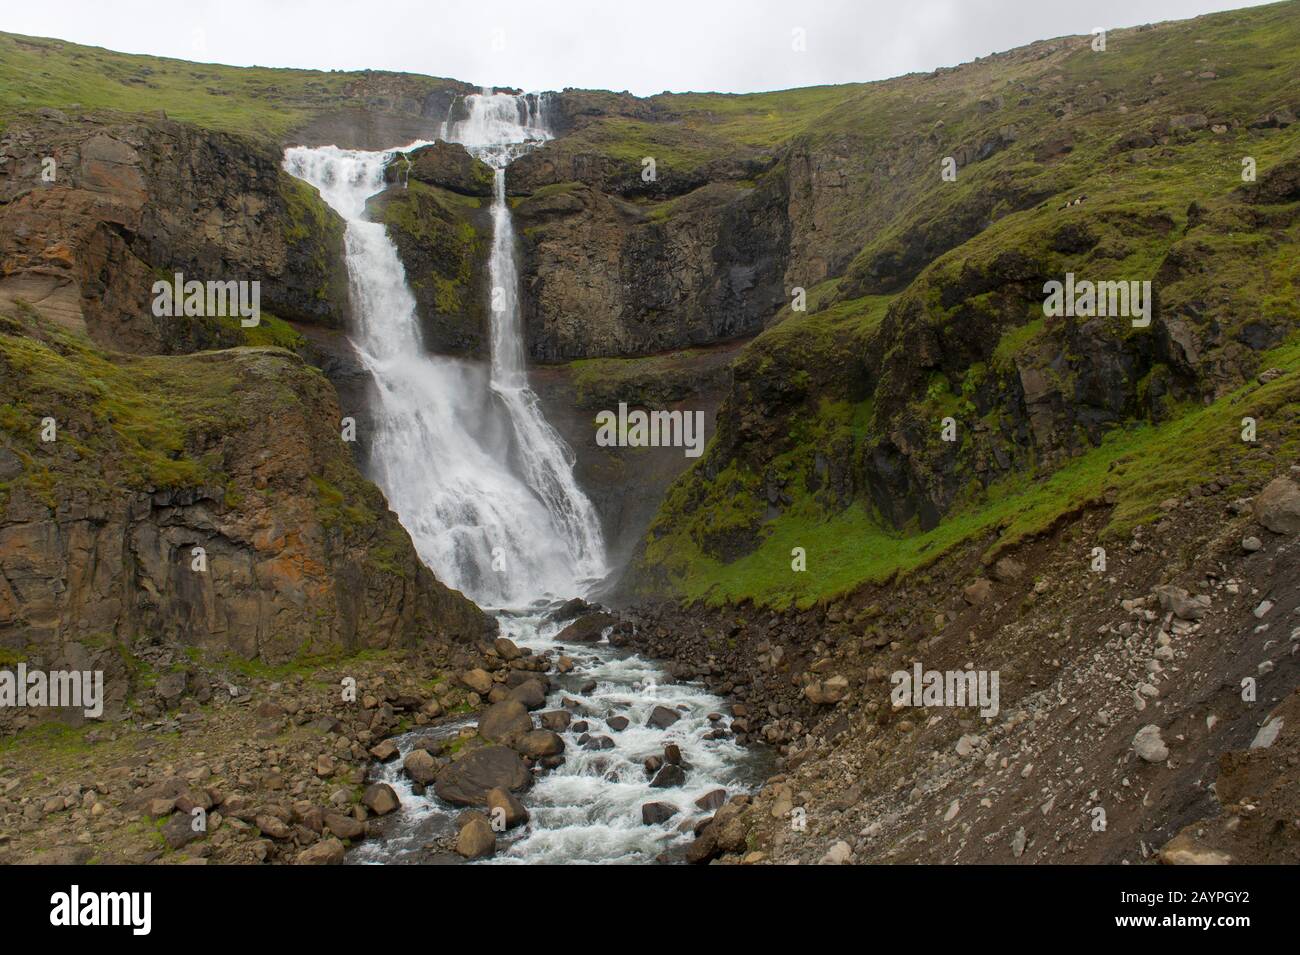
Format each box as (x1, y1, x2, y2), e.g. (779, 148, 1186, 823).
(362, 783, 400, 815)
(295, 837, 345, 865)
(1250, 716, 1283, 749)
(1133, 724, 1169, 763)
(455, 813, 496, 859)
(820, 841, 853, 864)
(1011, 827, 1026, 857)
(1159, 833, 1232, 865)
(963, 578, 993, 605)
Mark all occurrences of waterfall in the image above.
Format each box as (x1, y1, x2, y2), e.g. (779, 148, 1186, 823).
(287, 91, 764, 865)
(283, 89, 605, 608)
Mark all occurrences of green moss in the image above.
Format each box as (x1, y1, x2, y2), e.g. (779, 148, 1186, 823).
(219, 311, 306, 351)
(992, 318, 1046, 372)
(0, 720, 94, 758)
(0, 309, 246, 494)
(376, 180, 485, 320)
(311, 473, 374, 532)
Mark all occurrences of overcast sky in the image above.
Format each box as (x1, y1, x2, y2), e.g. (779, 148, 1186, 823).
(1, 0, 1274, 95)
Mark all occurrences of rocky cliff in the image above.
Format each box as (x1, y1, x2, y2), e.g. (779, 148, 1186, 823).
(0, 109, 350, 354)
(0, 105, 493, 685)
(0, 305, 491, 673)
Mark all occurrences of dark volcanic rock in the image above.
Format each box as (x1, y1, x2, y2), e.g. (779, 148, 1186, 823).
(649, 764, 687, 788)
(434, 746, 531, 807)
(477, 700, 534, 744)
(646, 705, 682, 730)
(385, 141, 494, 196)
(641, 801, 679, 825)
(556, 612, 617, 643)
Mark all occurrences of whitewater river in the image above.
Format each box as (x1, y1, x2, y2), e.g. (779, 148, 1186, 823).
(285, 90, 766, 863)
(353, 602, 768, 864)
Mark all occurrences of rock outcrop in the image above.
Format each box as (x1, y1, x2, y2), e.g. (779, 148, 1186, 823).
(0, 111, 350, 355)
(0, 306, 492, 670)
(367, 144, 492, 356)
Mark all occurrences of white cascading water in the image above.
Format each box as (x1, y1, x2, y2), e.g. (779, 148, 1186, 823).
(284, 105, 602, 605)
(285, 91, 763, 863)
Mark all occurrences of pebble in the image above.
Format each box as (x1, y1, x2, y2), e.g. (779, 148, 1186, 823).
(1132, 725, 1169, 763)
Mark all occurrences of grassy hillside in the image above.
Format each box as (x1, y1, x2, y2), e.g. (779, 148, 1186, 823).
(638, 0, 1300, 608)
(0, 31, 464, 141)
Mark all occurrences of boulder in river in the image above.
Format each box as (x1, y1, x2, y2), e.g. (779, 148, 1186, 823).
(362, 783, 400, 816)
(539, 709, 572, 731)
(695, 789, 727, 811)
(478, 700, 534, 743)
(493, 636, 524, 661)
(548, 597, 593, 623)
(557, 612, 617, 643)
(516, 729, 565, 759)
(641, 801, 679, 825)
(486, 787, 529, 830)
(456, 811, 496, 859)
(647, 705, 682, 729)
(368, 739, 400, 762)
(434, 745, 531, 806)
(403, 749, 439, 785)
(508, 679, 547, 710)
(650, 764, 687, 788)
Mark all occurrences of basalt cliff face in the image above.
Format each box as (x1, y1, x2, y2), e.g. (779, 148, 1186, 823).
(616, 7, 1300, 603)
(0, 103, 492, 682)
(0, 311, 491, 668)
(0, 109, 350, 353)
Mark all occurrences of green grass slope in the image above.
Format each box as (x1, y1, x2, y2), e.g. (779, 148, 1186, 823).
(0, 31, 465, 141)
